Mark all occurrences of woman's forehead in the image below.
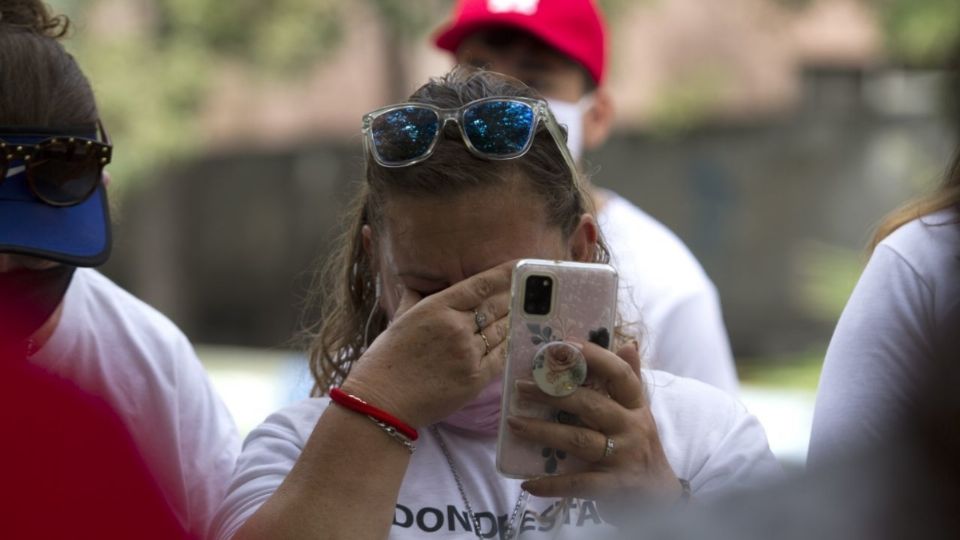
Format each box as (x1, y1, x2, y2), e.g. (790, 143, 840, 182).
(377, 188, 561, 277)
(380, 183, 545, 235)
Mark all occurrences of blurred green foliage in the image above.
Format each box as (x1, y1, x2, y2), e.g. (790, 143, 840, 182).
(791, 240, 863, 323)
(370, 0, 453, 41)
(776, 0, 960, 65)
(46, 0, 461, 191)
(50, 0, 347, 191)
(771, 0, 816, 9)
(44, 0, 960, 190)
(157, 0, 342, 72)
(68, 36, 212, 196)
(738, 348, 824, 390)
(647, 67, 730, 137)
(870, 0, 960, 66)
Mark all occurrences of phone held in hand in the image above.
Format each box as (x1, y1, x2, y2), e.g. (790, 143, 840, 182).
(496, 259, 618, 479)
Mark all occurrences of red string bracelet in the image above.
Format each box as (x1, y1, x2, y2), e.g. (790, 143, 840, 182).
(329, 387, 419, 441)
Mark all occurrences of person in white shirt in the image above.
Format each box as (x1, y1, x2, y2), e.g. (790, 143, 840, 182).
(431, 0, 738, 393)
(0, 4, 240, 536)
(212, 67, 778, 540)
(808, 149, 960, 466)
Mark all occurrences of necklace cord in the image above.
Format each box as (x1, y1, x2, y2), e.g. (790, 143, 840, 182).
(430, 425, 528, 540)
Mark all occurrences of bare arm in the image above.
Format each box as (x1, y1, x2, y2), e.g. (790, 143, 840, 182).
(230, 262, 514, 539)
(233, 404, 410, 540)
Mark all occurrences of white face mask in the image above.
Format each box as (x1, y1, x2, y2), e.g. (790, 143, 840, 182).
(545, 94, 594, 163)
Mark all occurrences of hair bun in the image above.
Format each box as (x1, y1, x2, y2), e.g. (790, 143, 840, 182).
(0, 0, 70, 39)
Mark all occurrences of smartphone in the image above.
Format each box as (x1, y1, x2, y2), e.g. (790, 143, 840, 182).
(496, 259, 618, 479)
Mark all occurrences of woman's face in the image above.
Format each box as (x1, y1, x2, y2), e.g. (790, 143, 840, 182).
(365, 182, 597, 318)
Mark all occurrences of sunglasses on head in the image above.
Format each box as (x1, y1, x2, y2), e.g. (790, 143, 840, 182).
(362, 97, 577, 174)
(0, 121, 112, 207)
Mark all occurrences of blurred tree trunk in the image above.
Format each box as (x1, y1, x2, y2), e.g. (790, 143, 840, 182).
(369, 0, 452, 102)
(381, 15, 410, 103)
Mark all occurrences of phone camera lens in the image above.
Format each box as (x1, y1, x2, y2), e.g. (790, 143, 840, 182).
(523, 275, 553, 315)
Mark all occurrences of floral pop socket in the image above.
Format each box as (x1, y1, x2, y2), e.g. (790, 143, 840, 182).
(531, 342, 587, 397)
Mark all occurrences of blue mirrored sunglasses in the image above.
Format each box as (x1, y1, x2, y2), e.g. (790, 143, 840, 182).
(361, 97, 577, 175)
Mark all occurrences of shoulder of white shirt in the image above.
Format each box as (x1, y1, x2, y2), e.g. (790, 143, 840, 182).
(69, 268, 195, 355)
(598, 189, 717, 298)
(876, 208, 959, 275)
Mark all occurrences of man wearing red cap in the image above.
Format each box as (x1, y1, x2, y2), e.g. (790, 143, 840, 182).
(434, 0, 739, 393)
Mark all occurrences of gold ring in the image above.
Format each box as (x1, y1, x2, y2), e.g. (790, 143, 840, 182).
(479, 331, 490, 356)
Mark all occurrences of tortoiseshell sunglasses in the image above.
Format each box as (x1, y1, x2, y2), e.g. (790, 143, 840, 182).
(0, 121, 112, 207)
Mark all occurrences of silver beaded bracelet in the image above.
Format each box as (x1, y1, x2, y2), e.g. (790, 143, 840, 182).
(367, 416, 416, 453)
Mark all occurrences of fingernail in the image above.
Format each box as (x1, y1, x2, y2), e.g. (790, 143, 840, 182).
(516, 380, 538, 394)
(564, 339, 584, 349)
(520, 479, 541, 493)
(506, 416, 523, 432)
(631, 339, 640, 352)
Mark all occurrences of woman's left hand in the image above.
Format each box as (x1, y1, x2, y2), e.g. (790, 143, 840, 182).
(506, 340, 682, 522)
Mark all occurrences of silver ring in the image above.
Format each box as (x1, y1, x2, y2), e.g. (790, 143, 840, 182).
(473, 309, 487, 332)
(603, 436, 615, 459)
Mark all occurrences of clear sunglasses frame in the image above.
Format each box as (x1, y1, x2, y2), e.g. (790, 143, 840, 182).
(361, 96, 578, 178)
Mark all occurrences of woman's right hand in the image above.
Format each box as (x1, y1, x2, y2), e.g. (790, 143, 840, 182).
(340, 260, 515, 429)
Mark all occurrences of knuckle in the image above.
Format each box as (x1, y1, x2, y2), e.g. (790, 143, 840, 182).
(446, 317, 470, 339)
(615, 360, 635, 380)
(570, 430, 592, 450)
(582, 398, 604, 419)
(472, 276, 493, 298)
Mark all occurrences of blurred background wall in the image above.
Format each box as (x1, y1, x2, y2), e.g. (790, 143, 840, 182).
(51, 0, 959, 368)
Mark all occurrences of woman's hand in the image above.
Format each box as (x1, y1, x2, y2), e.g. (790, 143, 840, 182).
(341, 260, 515, 429)
(505, 340, 682, 523)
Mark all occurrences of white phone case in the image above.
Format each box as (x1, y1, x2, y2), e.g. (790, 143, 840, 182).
(496, 259, 618, 479)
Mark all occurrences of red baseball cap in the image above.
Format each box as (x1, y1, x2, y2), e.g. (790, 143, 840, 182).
(434, 0, 608, 84)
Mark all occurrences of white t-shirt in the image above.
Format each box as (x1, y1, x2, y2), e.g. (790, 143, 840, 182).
(29, 269, 241, 538)
(808, 209, 960, 466)
(598, 190, 738, 393)
(211, 370, 779, 539)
